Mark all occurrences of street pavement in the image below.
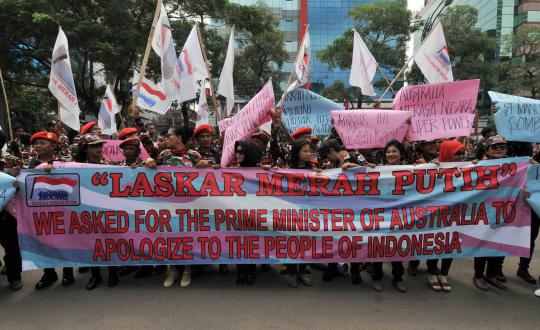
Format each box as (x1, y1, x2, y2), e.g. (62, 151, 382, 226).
(0, 254, 539, 330)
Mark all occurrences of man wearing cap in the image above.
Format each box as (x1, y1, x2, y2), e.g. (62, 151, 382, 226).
(80, 121, 101, 136)
(118, 127, 139, 141)
(194, 124, 221, 166)
(25, 131, 75, 289)
(473, 135, 510, 291)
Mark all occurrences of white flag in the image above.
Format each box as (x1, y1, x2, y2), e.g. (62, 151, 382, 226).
(217, 27, 235, 116)
(287, 29, 311, 92)
(350, 29, 377, 96)
(97, 85, 120, 135)
(177, 25, 210, 103)
(131, 75, 172, 115)
(414, 20, 453, 83)
(196, 86, 209, 126)
(151, 4, 182, 98)
(48, 27, 80, 131)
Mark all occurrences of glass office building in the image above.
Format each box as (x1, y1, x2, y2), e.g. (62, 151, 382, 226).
(230, 0, 392, 95)
(417, 0, 540, 58)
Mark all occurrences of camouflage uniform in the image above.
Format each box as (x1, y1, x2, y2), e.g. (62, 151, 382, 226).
(158, 149, 201, 167)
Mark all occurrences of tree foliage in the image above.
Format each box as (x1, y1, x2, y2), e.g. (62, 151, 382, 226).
(0, 0, 286, 133)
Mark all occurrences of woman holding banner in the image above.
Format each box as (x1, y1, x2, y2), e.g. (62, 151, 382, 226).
(424, 140, 467, 292)
(371, 140, 406, 293)
(284, 139, 315, 288)
(233, 139, 261, 285)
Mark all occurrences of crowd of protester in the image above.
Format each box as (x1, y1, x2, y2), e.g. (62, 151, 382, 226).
(0, 106, 539, 297)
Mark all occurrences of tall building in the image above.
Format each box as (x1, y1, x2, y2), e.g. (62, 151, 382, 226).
(230, 0, 385, 94)
(416, 0, 540, 58)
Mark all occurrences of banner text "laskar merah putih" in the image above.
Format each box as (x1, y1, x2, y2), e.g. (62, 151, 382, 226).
(14, 158, 531, 269)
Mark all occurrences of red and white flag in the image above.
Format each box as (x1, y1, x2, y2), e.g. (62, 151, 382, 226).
(350, 29, 377, 96)
(33, 176, 77, 194)
(287, 29, 311, 93)
(97, 85, 120, 135)
(131, 74, 172, 114)
(414, 20, 453, 84)
(48, 27, 80, 131)
(151, 3, 182, 98)
(177, 25, 210, 103)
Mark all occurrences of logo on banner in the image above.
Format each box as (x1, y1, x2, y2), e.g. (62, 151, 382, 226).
(25, 174, 80, 207)
(437, 46, 451, 67)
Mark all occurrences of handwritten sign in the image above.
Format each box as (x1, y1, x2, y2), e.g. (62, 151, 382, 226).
(332, 110, 411, 149)
(489, 91, 540, 142)
(221, 81, 275, 167)
(393, 79, 479, 141)
(282, 88, 343, 136)
(103, 140, 150, 162)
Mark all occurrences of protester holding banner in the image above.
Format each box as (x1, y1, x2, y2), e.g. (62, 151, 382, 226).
(0, 131, 23, 291)
(233, 139, 261, 285)
(74, 134, 119, 290)
(473, 135, 510, 291)
(25, 131, 75, 289)
(424, 140, 467, 292)
(370, 140, 407, 292)
(284, 139, 316, 288)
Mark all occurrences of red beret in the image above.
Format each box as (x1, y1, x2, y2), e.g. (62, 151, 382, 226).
(30, 131, 58, 144)
(194, 124, 213, 137)
(251, 131, 270, 145)
(118, 127, 139, 140)
(291, 127, 312, 138)
(80, 122, 97, 135)
(119, 137, 141, 149)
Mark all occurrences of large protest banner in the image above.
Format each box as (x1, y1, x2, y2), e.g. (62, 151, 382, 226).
(527, 164, 540, 217)
(102, 140, 150, 162)
(283, 88, 343, 136)
(489, 91, 540, 142)
(13, 157, 530, 270)
(393, 79, 479, 141)
(331, 109, 411, 149)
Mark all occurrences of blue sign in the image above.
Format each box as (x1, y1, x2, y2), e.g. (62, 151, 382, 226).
(282, 88, 343, 136)
(489, 91, 540, 142)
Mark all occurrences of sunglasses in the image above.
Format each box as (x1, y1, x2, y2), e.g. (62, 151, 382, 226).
(490, 144, 507, 150)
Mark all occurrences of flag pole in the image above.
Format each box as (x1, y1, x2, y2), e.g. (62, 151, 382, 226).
(279, 24, 309, 108)
(0, 68, 13, 140)
(196, 23, 221, 124)
(377, 56, 412, 101)
(376, 64, 397, 95)
(131, 0, 162, 117)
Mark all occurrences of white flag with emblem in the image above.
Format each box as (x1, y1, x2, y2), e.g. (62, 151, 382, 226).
(414, 20, 453, 84)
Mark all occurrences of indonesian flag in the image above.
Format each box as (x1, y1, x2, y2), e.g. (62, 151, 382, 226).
(217, 27, 235, 116)
(177, 25, 210, 103)
(287, 29, 311, 93)
(98, 85, 120, 135)
(131, 74, 172, 114)
(414, 20, 453, 84)
(350, 29, 377, 96)
(151, 3, 182, 98)
(48, 27, 80, 131)
(33, 176, 77, 194)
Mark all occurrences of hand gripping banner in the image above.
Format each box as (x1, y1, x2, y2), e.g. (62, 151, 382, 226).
(12, 158, 531, 270)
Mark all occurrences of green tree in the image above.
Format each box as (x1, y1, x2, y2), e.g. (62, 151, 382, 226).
(499, 26, 540, 98)
(317, 0, 416, 107)
(0, 0, 286, 133)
